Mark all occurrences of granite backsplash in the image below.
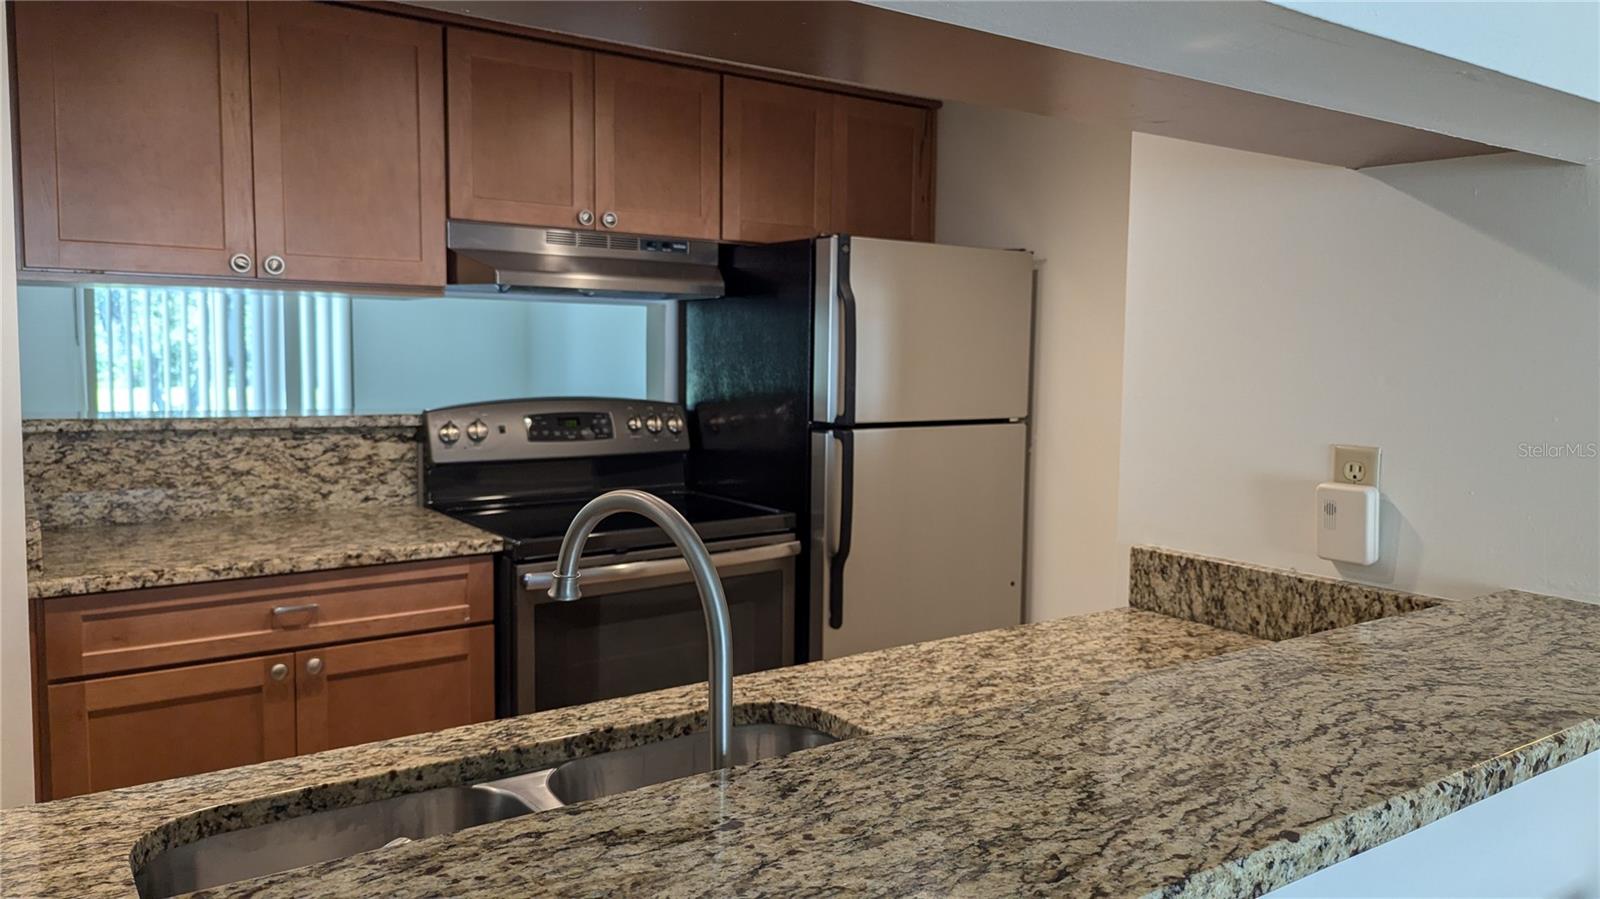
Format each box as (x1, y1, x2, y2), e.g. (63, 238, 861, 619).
(1130, 545, 1441, 641)
(22, 415, 425, 528)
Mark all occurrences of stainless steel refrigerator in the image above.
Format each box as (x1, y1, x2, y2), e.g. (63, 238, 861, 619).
(685, 235, 1034, 662)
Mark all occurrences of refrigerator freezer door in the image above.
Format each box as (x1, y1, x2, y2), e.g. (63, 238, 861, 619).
(813, 236, 1034, 425)
(813, 422, 1026, 660)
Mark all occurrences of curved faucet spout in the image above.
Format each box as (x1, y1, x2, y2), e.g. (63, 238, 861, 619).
(547, 489, 733, 770)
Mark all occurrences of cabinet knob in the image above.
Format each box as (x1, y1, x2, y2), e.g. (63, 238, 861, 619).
(269, 663, 288, 682)
(577, 209, 594, 226)
(305, 657, 324, 676)
(263, 255, 286, 277)
(229, 253, 253, 275)
(600, 211, 618, 229)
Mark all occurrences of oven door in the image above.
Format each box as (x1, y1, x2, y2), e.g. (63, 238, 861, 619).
(507, 537, 798, 715)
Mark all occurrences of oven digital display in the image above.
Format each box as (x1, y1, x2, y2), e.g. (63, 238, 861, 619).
(525, 411, 614, 442)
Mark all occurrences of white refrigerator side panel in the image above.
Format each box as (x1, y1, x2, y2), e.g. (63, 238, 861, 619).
(819, 422, 1026, 660)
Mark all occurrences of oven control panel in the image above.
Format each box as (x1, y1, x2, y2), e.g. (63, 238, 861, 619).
(425, 397, 688, 463)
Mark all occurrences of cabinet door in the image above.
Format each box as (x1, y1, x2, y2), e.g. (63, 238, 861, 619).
(447, 29, 594, 229)
(594, 55, 720, 239)
(721, 78, 832, 243)
(13, 1, 255, 277)
(248, 2, 445, 286)
(45, 654, 295, 799)
(831, 97, 934, 242)
(295, 627, 494, 754)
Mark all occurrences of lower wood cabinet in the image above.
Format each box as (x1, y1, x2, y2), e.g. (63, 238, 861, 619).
(45, 654, 297, 799)
(34, 558, 495, 800)
(295, 627, 494, 755)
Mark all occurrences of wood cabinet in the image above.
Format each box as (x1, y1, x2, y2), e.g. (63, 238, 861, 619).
(12, 4, 939, 287)
(446, 29, 594, 229)
(44, 654, 296, 799)
(14, 1, 445, 287)
(721, 80, 934, 243)
(295, 627, 494, 754)
(35, 557, 494, 800)
(248, 2, 445, 286)
(594, 55, 721, 239)
(12, 1, 256, 278)
(721, 77, 832, 243)
(831, 96, 935, 242)
(445, 37, 722, 240)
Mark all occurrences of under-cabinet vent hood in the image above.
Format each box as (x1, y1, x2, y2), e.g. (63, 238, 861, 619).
(447, 220, 724, 300)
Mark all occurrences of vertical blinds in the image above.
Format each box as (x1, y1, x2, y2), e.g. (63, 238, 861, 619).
(89, 286, 352, 416)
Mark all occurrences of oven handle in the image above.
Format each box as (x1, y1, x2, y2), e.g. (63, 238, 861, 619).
(520, 540, 799, 599)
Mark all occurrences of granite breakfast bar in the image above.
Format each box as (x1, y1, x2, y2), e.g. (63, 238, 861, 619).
(3, 550, 1598, 898)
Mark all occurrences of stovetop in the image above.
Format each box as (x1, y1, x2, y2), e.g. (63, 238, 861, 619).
(441, 489, 795, 561)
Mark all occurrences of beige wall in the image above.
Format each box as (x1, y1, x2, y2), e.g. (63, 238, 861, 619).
(935, 102, 1134, 620)
(1119, 134, 1599, 604)
(0, 23, 34, 806)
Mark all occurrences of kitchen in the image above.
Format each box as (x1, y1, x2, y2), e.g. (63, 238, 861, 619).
(1, 1, 1597, 897)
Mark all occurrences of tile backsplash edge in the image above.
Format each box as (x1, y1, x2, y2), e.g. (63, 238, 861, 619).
(1128, 545, 1441, 641)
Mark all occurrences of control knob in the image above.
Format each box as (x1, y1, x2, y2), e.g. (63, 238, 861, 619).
(626, 416, 643, 433)
(438, 421, 461, 445)
(466, 419, 489, 443)
(665, 415, 683, 435)
(644, 414, 663, 434)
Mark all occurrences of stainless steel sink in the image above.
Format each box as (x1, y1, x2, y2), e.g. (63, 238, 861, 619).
(135, 724, 838, 898)
(488, 723, 840, 807)
(135, 785, 537, 898)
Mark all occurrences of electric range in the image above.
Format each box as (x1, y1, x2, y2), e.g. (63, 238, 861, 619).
(422, 397, 799, 716)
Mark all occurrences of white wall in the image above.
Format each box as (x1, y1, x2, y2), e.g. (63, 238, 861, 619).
(1276, 1, 1600, 102)
(935, 101, 1134, 621)
(0, 23, 35, 807)
(1119, 134, 1600, 604)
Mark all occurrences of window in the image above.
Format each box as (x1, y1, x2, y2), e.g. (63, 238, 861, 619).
(87, 285, 352, 416)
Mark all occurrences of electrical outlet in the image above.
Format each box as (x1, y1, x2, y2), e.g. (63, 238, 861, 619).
(1332, 445, 1380, 489)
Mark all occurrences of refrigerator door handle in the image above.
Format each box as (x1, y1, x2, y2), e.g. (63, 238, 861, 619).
(834, 238, 857, 427)
(828, 430, 854, 629)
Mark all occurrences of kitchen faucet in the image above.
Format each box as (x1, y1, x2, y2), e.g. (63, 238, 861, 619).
(545, 488, 734, 770)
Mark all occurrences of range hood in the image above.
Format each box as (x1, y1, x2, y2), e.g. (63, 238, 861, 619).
(447, 220, 724, 300)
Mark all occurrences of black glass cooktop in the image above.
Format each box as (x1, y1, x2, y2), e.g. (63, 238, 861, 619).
(445, 490, 795, 561)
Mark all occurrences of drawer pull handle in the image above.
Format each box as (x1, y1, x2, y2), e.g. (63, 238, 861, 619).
(306, 657, 324, 676)
(271, 602, 320, 627)
(269, 663, 289, 682)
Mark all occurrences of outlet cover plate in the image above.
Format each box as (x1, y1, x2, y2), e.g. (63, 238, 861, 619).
(1332, 445, 1381, 489)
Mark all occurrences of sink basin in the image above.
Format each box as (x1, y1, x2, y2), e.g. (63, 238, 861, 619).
(135, 785, 536, 898)
(135, 724, 838, 898)
(487, 723, 840, 807)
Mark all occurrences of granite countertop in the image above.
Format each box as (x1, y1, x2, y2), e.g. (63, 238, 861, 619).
(0, 608, 1264, 897)
(3, 569, 1597, 897)
(26, 506, 502, 600)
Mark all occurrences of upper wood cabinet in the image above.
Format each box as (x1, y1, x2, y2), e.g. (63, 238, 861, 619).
(13, 1, 445, 287)
(594, 55, 721, 240)
(446, 29, 594, 229)
(249, 2, 445, 286)
(13, 1, 256, 278)
(721, 77, 832, 243)
(831, 96, 935, 242)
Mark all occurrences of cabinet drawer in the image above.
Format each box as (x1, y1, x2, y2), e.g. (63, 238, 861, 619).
(40, 557, 493, 681)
